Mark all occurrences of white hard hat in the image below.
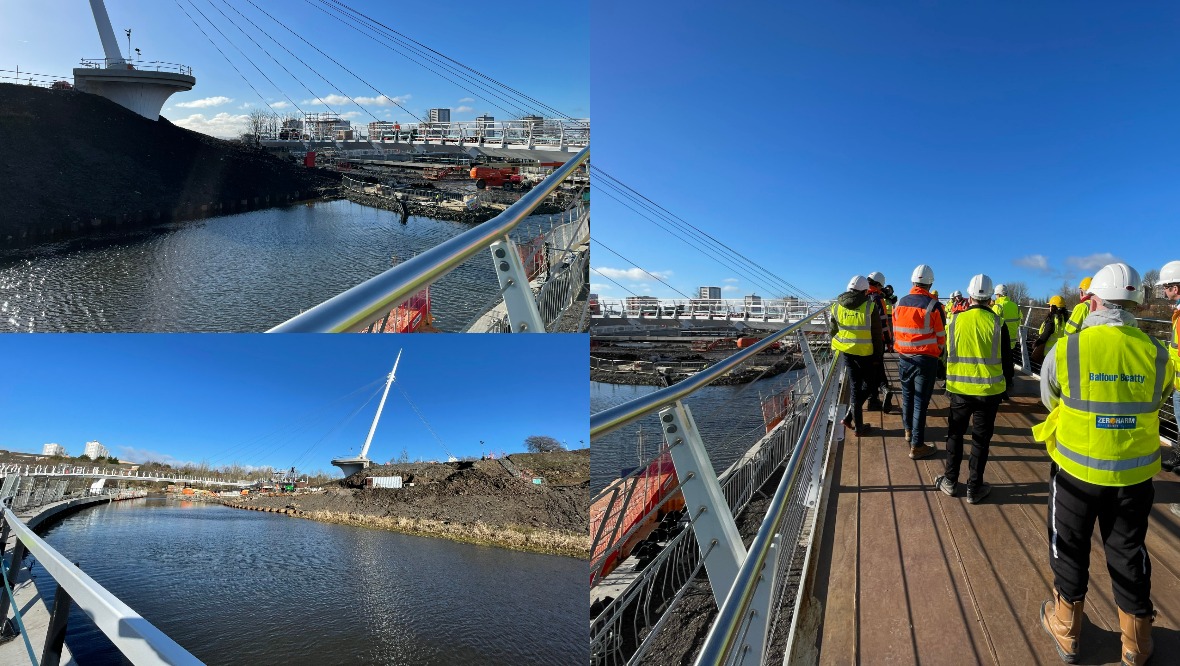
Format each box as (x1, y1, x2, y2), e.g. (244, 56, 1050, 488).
(994, 283, 1007, 296)
(1089, 262, 1143, 305)
(911, 264, 934, 286)
(867, 271, 886, 285)
(967, 274, 993, 300)
(951, 290, 963, 299)
(847, 275, 869, 292)
(1160, 260, 1180, 286)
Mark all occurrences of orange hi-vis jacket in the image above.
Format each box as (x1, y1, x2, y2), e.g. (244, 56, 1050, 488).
(892, 286, 946, 357)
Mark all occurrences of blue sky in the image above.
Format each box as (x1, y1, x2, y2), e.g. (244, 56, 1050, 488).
(0, 335, 587, 473)
(591, 1, 1180, 303)
(1, 0, 587, 138)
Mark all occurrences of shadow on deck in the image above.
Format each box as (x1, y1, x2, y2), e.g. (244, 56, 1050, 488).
(810, 367, 1180, 665)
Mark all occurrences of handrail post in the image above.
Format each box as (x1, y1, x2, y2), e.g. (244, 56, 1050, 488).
(1019, 326, 1031, 369)
(660, 401, 744, 605)
(0, 538, 27, 634)
(490, 238, 545, 332)
(798, 330, 822, 394)
(41, 583, 72, 666)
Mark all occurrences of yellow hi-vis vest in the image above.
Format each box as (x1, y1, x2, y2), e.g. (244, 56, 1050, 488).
(991, 296, 1020, 344)
(945, 308, 1006, 396)
(1039, 316, 1066, 355)
(831, 300, 874, 356)
(1063, 302, 1089, 336)
(1046, 326, 1172, 486)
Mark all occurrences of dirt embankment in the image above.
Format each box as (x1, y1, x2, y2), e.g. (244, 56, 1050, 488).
(0, 83, 340, 244)
(225, 450, 590, 558)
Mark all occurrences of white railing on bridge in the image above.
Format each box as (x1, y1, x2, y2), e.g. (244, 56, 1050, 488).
(0, 505, 202, 665)
(0, 464, 248, 487)
(77, 57, 194, 76)
(590, 297, 833, 324)
(590, 307, 841, 665)
(261, 117, 589, 148)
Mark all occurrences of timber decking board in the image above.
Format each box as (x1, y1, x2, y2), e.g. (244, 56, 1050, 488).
(812, 367, 1180, 665)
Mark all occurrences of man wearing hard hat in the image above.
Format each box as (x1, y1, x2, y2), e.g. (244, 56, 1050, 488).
(1062, 276, 1093, 336)
(992, 283, 1021, 357)
(1031, 295, 1068, 365)
(891, 264, 945, 459)
(1032, 263, 1174, 665)
(830, 275, 884, 437)
(1158, 260, 1180, 474)
(933, 273, 1013, 505)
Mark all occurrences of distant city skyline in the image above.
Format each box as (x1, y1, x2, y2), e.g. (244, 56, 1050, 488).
(0, 1, 588, 138)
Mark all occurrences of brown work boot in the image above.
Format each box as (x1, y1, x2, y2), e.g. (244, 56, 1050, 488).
(1118, 607, 1155, 665)
(1040, 591, 1083, 663)
(909, 443, 935, 460)
(904, 429, 912, 443)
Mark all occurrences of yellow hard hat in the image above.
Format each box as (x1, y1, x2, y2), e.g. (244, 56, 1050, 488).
(931, 289, 939, 298)
(1049, 295, 1064, 307)
(1078, 276, 1092, 292)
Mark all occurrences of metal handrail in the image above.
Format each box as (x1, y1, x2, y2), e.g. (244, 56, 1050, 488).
(1, 506, 203, 665)
(269, 145, 590, 332)
(589, 305, 830, 438)
(694, 348, 842, 665)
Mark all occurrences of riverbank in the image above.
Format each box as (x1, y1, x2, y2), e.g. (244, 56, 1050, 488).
(341, 187, 571, 225)
(0, 83, 340, 245)
(224, 450, 590, 558)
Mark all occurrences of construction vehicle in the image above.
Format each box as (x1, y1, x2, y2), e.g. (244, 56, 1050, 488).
(470, 165, 524, 190)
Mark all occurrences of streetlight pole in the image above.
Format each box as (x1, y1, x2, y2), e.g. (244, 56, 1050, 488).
(124, 28, 131, 63)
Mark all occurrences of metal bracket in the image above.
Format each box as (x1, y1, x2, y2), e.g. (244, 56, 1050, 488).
(797, 330, 823, 394)
(489, 238, 545, 333)
(660, 401, 745, 605)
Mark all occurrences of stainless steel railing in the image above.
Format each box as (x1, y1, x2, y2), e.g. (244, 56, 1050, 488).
(0, 503, 202, 665)
(269, 145, 589, 332)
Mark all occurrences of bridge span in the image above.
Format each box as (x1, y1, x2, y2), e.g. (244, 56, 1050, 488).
(590, 308, 1180, 665)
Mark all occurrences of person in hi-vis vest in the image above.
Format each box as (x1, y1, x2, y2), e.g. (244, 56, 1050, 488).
(1032, 262, 1174, 666)
(830, 275, 884, 436)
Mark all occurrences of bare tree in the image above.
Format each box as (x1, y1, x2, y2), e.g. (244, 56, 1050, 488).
(1003, 281, 1030, 306)
(1143, 269, 1160, 303)
(242, 108, 272, 145)
(525, 435, 565, 453)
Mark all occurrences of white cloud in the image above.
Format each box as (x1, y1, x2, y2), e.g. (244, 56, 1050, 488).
(271, 101, 291, 109)
(353, 94, 411, 107)
(340, 111, 362, 119)
(1013, 254, 1050, 273)
(595, 267, 671, 281)
(723, 277, 739, 284)
(116, 446, 194, 467)
(175, 95, 233, 109)
(458, 97, 474, 103)
(722, 285, 739, 292)
(590, 283, 611, 292)
(1066, 253, 1121, 272)
(456, 105, 474, 113)
(168, 112, 250, 139)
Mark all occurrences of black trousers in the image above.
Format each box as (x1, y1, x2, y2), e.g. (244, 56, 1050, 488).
(844, 354, 875, 427)
(943, 393, 1000, 492)
(865, 355, 886, 405)
(1049, 463, 1154, 616)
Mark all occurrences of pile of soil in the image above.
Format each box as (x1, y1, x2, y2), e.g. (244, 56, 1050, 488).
(227, 449, 589, 557)
(0, 83, 340, 242)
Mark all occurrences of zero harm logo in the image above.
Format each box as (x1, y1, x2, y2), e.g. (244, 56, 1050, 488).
(1096, 416, 1137, 429)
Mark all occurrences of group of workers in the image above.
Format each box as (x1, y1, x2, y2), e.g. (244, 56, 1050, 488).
(830, 260, 1180, 666)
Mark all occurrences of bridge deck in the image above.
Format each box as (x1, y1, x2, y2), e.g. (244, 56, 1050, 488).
(812, 374, 1180, 665)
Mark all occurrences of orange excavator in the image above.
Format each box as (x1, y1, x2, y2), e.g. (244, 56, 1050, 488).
(470, 165, 524, 190)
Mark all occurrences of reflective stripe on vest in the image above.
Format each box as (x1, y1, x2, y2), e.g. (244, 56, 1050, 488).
(1063, 302, 1089, 336)
(945, 308, 1005, 395)
(893, 298, 943, 355)
(831, 301, 875, 356)
(1049, 326, 1171, 486)
(992, 297, 1020, 343)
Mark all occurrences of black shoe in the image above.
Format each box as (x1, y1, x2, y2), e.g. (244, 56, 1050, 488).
(933, 474, 957, 497)
(967, 483, 992, 505)
(866, 400, 883, 412)
(856, 423, 872, 437)
(1162, 448, 1180, 473)
(841, 414, 854, 430)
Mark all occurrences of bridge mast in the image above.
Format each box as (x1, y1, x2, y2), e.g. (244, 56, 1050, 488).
(358, 350, 401, 461)
(87, 0, 127, 66)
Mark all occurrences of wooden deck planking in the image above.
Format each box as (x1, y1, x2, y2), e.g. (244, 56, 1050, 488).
(813, 375, 1180, 666)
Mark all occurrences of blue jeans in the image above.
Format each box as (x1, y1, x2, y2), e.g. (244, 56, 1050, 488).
(898, 354, 940, 447)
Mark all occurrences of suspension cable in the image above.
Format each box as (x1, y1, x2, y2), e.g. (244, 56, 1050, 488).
(172, 0, 281, 113)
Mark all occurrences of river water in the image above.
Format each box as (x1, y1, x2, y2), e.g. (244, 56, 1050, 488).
(590, 371, 805, 494)
(0, 201, 556, 332)
(31, 499, 585, 665)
